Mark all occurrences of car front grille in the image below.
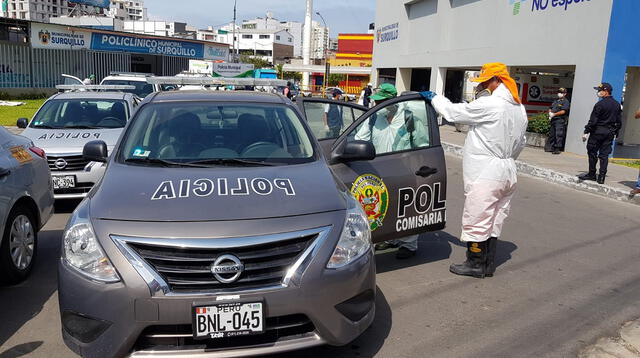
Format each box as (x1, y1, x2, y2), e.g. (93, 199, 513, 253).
(126, 232, 319, 293)
(47, 154, 89, 171)
(133, 314, 316, 353)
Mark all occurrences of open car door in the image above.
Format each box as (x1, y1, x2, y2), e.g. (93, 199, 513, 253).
(299, 94, 447, 243)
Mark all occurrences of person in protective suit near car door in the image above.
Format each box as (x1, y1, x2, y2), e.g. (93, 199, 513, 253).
(422, 63, 528, 278)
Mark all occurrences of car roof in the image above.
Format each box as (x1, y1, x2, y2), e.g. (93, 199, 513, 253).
(148, 90, 289, 104)
(50, 92, 133, 101)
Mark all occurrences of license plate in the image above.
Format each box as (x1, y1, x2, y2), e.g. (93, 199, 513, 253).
(52, 175, 76, 189)
(193, 302, 264, 339)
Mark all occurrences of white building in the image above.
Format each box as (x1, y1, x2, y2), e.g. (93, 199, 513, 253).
(1, 0, 145, 22)
(123, 21, 191, 38)
(372, 0, 640, 157)
(108, 0, 146, 21)
(310, 20, 329, 60)
(2, 0, 98, 22)
(221, 12, 327, 60)
(231, 28, 294, 65)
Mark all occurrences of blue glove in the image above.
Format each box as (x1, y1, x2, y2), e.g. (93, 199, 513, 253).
(420, 91, 437, 101)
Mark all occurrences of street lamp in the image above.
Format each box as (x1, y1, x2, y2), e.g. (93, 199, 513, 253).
(316, 11, 330, 95)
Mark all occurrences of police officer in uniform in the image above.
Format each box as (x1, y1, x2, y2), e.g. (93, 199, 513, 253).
(578, 83, 622, 185)
(547, 87, 571, 154)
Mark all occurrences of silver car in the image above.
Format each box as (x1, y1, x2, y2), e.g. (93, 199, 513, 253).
(18, 92, 138, 199)
(0, 126, 54, 285)
(58, 90, 447, 357)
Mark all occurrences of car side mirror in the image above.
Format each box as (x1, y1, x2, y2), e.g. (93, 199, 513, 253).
(333, 140, 376, 163)
(17, 118, 28, 128)
(83, 140, 108, 163)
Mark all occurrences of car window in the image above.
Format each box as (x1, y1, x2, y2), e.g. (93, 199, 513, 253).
(119, 102, 315, 165)
(102, 80, 154, 98)
(302, 101, 364, 141)
(347, 99, 431, 155)
(30, 99, 129, 129)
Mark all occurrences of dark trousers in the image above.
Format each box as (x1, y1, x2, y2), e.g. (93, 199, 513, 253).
(586, 132, 614, 175)
(547, 119, 566, 151)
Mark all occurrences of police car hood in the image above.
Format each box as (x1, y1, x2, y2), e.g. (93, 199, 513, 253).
(22, 128, 123, 154)
(90, 160, 347, 222)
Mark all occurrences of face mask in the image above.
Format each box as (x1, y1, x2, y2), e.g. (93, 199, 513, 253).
(475, 88, 491, 100)
(597, 91, 605, 98)
(557, 93, 565, 98)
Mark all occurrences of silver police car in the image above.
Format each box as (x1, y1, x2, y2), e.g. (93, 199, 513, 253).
(58, 90, 447, 357)
(18, 91, 137, 199)
(0, 126, 54, 285)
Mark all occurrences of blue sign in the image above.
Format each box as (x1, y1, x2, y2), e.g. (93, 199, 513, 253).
(68, 0, 111, 8)
(91, 33, 204, 58)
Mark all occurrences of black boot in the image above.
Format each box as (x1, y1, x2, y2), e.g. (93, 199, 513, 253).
(449, 241, 488, 278)
(485, 237, 498, 277)
(578, 172, 597, 181)
(597, 174, 606, 184)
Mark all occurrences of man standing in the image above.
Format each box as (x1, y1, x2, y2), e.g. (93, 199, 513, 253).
(323, 89, 344, 138)
(363, 83, 373, 108)
(547, 87, 571, 154)
(422, 63, 528, 278)
(578, 83, 622, 185)
(356, 83, 429, 259)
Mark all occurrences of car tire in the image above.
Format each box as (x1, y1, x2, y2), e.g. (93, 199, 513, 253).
(0, 206, 37, 286)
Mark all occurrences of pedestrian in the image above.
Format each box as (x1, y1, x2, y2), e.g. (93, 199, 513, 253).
(578, 83, 622, 185)
(283, 81, 293, 99)
(421, 62, 528, 278)
(631, 109, 640, 196)
(355, 83, 430, 259)
(323, 89, 344, 137)
(363, 83, 373, 108)
(546, 87, 571, 155)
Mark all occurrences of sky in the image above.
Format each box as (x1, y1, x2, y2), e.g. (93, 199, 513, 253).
(147, 0, 376, 37)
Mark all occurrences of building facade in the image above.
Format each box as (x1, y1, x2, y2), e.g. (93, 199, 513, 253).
(1, 0, 145, 22)
(372, 0, 640, 156)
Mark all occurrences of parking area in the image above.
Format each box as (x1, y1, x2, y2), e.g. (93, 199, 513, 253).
(2, 155, 640, 358)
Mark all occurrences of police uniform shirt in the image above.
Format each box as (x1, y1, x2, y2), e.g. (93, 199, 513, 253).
(550, 97, 570, 120)
(584, 96, 622, 135)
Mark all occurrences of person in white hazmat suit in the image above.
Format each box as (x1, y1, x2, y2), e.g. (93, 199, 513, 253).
(422, 62, 528, 278)
(355, 83, 430, 259)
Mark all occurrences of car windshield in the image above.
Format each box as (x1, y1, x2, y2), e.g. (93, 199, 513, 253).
(101, 80, 154, 98)
(119, 102, 315, 166)
(30, 99, 129, 129)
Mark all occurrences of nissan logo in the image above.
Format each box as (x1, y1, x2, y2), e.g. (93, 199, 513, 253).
(210, 254, 244, 283)
(54, 158, 68, 170)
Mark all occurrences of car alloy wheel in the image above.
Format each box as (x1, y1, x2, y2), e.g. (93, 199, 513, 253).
(9, 214, 35, 270)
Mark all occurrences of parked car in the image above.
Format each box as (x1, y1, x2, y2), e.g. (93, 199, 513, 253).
(18, 91, 138, 199)
(58, 86, 447, 357)
(100, 72, 164, 98)
(0, 126, 54, 285)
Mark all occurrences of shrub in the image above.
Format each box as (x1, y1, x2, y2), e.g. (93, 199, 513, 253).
(0, 91, 49, 100)
(527, 112, 551, 135)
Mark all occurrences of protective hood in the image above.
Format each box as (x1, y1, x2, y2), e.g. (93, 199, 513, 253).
(89, 160, 347, 222)
(21, 128, 123, 153)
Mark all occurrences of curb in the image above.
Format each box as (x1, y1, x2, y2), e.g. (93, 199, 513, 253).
(441, 142, 640, 206)
(579, 319, 640, 358)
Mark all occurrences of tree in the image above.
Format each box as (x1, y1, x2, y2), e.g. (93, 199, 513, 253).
(328, 74, 346, 87)
(239, 54, 272, 69)
(283, 72, 302, 82)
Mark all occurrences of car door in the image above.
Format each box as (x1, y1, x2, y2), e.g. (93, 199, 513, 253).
(299, 95, 447, 243)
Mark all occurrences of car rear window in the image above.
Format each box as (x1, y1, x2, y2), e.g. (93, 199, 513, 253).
(119, 102, 316, 165)
(30, 99, 129, 129)
(102, 80, 154, 98)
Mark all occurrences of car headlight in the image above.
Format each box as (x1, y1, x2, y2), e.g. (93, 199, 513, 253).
(327, 193, 372, 269)
(62, 200, 120, 283)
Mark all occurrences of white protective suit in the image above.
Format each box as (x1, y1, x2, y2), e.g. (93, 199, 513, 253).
(354, 101, 430, 251)
(431, 84, 528, 242)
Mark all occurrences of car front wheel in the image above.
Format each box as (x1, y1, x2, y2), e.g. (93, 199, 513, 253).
(0, 206, 37, 285)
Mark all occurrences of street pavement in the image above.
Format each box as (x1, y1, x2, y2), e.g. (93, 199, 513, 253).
(1, 155, 640, 358)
